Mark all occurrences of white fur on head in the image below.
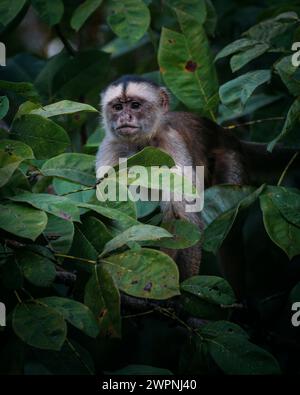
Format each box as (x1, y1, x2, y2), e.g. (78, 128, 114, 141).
(101, 81, 159, 109)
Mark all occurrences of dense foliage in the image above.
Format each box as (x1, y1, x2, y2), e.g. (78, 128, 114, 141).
(0, 0, 300, 375)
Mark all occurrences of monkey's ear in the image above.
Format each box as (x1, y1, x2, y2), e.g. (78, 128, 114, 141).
(159, 87, 170, 112)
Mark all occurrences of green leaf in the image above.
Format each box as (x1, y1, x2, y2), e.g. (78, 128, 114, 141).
(230, 43, 269, 72)
(39, 297, 99, 338)
(204, 0, 217, 37)
(143, 219, 201, 249)
(271, 189, 300, 227)
(158, 10, 218, 118)
(31, 0, 64, 26)
(101, 224, 172, 256)
(125, 146, 175, 168)
(260, 193, 300, 259)
(181, 275, 236, 306)
(0, 0, 27, 30)
(0, 139, 34, 187)
(166, 0, 207, 24)
(11, 114, 70, 159)
(244, 12, 298, 44)
(0, 80, 40, 103)
(202, 185, 264, 253)
(10, 192, 81, 222)
(274, 55, 300, 96)
(70, 216, 112, 262)
(78, 203, 139, 230)
(200, 320, 249, 339)
(0, 168, 31, 199)
(43, 214, 74, 254)
(17, 250, 56, 287)
(219, 70, 271, 113)
(41, 153, 96, 186)
(28, 100, 98, 118)
(12, 302, 67, 351)
(71, 0, 103, 31)
(215, 38, 261, 61)
(0, 202, 47, 240)
(267, 97, 300, 151)
(102, 248, 180, 299)
(85, 264, 121, 337)
(208, 335, 281, 375)
(0, 96, 9, 119)
(107, 0, 150, 43)
(110, 365, 173, 375)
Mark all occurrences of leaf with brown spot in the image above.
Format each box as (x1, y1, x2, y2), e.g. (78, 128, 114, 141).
(101, 248, 180, 300)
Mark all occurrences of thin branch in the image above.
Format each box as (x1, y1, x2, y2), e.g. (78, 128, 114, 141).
(277, 152, 299, 186)
(224, 117, 285, 130)
(54, 24, 76, 57)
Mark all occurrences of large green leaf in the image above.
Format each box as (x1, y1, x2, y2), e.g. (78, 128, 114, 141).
(208, 335, 280, 375)
(200, 320, 249, 339)
(12, 302, 67, 351)
(0, 0, 27, 30)
(85, 264, 121, 337)
(0, 202, 47, 240)
(70, 216, 112, 262)
(0, 80, 40, 103)
(17, 250, 56, 287)
(41, 153, 96, 186)
(230, 43, 269, 72)
(11, 114, 70, 159)
(271, 189, 300, 227)
(158, 9, 218, 118)
(107, 0, 150, 43)
(78, 203, 139, 230)
(274, 55, 300, 97)
(181, 275, 236, 306)
(260, 193, 300, 259)
(267, 97, 300, 151)
(202, 185, 264, 253)
(31, 0, 64, 26)
(0, 96, 9, 119)
(166, 0, 207, 24)
(244, 12, 298, 44)
(71, 0, 103, 31)
(215, 38, 261, 61)
(43, 214, 74, 254)
(102, 248, 180, 299)
(0, 139, 34, 187)
(40, 297, 99, 338)
(219, 70, 271, 113)
(24, 100, 98, 118)
(10, 192, 81, 222)
(143, 219, 201, 249)
(100, 224, 172, 256)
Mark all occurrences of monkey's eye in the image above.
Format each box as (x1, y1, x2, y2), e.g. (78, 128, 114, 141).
(131, 101, 141, 110)
(113, 103, 123, 111)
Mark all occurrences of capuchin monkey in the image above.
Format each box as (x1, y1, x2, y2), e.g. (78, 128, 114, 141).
(95, 75, 298, 295)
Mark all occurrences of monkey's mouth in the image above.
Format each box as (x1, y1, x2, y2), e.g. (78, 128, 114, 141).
(116, 125, 139, 136)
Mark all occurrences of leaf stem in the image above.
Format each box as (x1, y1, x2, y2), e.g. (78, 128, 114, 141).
(54, 253, 96, 265)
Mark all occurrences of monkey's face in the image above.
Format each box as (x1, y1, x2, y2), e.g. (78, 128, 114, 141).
(101, 80, 169, 141)
(106, 97, 159, 140)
